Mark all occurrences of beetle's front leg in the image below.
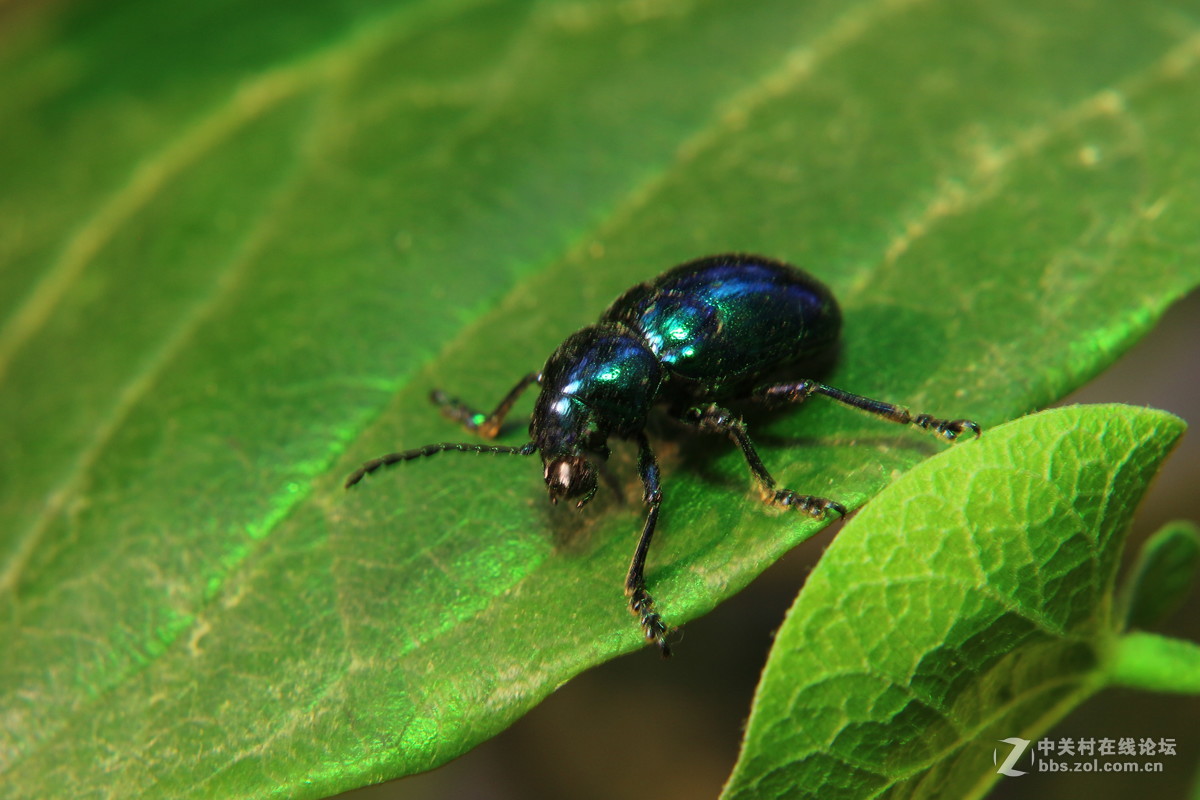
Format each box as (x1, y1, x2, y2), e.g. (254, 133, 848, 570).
(431, 372, 540, 439)
(625, 431, 671, 657)
(754, 380, 980, 442)
(676, 404, 846, 519)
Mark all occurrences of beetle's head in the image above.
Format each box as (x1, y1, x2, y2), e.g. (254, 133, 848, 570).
(543, 454, 598, 509)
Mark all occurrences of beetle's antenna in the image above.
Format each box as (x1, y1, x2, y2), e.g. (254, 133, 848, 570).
(345, 441, 537, 488)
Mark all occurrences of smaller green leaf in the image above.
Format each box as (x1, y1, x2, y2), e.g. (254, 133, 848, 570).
(723, 404, 1186, 800)
(1106, 632, 1200, 694)
(1121, 520, 1200, 630)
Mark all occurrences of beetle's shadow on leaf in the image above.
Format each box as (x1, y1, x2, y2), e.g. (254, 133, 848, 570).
(838, 300, 967, 398)
(543, 450, 639, 554)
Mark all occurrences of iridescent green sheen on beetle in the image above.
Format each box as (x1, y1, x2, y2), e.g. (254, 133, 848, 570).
(346, 254, 980, 656)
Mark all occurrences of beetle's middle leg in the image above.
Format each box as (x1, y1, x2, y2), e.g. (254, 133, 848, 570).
(431, 372, 540, 439)
(676, 404, 846, 519)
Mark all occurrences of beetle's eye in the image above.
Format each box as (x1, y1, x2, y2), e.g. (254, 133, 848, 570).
(544, 456, 598, 508)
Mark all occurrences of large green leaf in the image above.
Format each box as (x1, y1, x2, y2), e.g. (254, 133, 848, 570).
(722, 404, 1189, 800)
(3, 0, 1200, 797)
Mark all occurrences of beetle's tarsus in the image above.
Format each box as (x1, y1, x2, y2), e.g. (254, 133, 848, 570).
(763, 487, 846, 519)
(630, 587, 672, 658)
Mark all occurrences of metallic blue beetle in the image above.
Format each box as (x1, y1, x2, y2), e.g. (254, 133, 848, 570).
(347, 254, 979, 655)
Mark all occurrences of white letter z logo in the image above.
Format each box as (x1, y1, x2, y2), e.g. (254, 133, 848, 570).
(994, 737, 1031, 776)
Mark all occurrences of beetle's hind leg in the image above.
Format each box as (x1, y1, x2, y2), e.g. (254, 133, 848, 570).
(676, 404, 846, 519)
(754, 380, 980, 442)
(431, 372, 540, 439)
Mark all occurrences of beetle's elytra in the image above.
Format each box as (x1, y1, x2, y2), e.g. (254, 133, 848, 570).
(346, 254, 980, 656)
